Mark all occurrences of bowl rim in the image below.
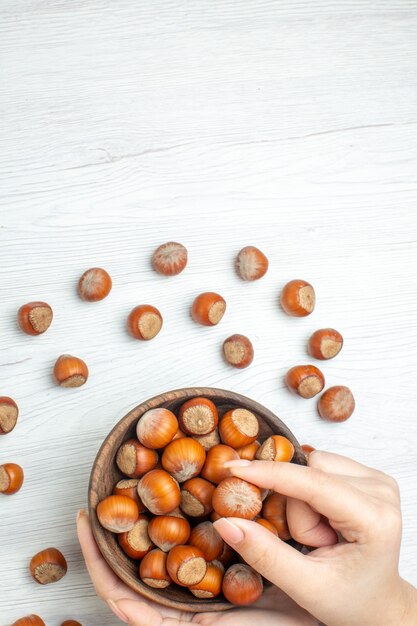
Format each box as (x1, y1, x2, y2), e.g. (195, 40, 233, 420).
(88, 386, 306, 613)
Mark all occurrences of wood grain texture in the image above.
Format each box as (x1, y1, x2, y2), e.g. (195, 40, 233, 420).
(0, 0, 417, 623)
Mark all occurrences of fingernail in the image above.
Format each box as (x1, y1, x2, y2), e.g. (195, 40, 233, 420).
(77, 509, 88, 523)
(213, 518, 245, 545)
(223, 459, 251, 468)
(108, 599, 129, 623)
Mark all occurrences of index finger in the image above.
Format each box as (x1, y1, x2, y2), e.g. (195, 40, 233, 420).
(224, 460, 375, 535)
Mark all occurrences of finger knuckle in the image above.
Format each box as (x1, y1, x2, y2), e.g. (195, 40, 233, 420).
(370, 501, 402, 537)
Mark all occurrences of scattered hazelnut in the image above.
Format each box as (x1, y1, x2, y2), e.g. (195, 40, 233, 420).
(191, 292, 226, 326)
(12, 617, 45, 626)
(212, 477, 262, 520)
(318, 386, 355, 422)
(152, 242, 188, 276)
(219, 408, 259, 448)
(235, 246, 269, 281)
(139, 549, 171, 588)
(0, 396, 19, 435)
(127, 305, 163, 340)
(17, 302, 53, 335)
(97, 495, 140, 533)
(78, 268, 112, 301)
(166, 545, 207, 587)
(280, 279, 315, 317)
(222, 564, 263, 605)
(178, 397, 218, 436)
(116, 439, 158, 478)
(308, 328, 343, 360)
(222, 334, 254, 368)
(53, 354, 89, 388)
(29, 547, 68, 585)
(255, 435, 294, 462)
(285, 364, 325, 398)
(0, 463, 24, 495)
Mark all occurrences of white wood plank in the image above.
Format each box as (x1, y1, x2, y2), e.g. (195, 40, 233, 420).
(1, 1, 416, 623)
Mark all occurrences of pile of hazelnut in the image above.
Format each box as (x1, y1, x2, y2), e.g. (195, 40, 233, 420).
(96, 397, 295, 605)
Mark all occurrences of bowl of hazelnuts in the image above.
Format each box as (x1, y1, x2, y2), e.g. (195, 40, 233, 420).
(89, 387, 306, 612)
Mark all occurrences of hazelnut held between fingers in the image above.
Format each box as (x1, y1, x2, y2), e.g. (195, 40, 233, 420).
(280, 279, 315, 317)
(53, 354, 89, 388)
(285, 364, 325, 398)
(318, 385, 355, 422)
(308, 328, 343, 360)
(29, 547, 68, 585)
(191, 292, 226, 326)
(0, 462, 24, 495)
(17, 301, 53, 335)
(12, 617, 45, 626)
(235, 246, 269, 281)
(222, 563, 263, 605)
(78, 267, 112, 301)
(152, 242, 188, 276)
(212, 476, 263, 520)
(223, 334, 254, 368)
(0, 396, 19, 435)
(127, 305, 163, 340)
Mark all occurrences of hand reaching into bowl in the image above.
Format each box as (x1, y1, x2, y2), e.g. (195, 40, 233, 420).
(77, 450, 417, 626)
(77, 509, 316, 625)
(214, 451, 417, 626)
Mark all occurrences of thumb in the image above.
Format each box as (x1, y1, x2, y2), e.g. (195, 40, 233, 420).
(109, 598, 162, 626)
(213, 517, 316, 601)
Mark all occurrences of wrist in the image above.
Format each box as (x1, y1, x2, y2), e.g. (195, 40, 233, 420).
(398, 579, 417, 626)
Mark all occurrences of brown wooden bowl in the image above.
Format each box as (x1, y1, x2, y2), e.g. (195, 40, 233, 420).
(89, 387, 306, 613)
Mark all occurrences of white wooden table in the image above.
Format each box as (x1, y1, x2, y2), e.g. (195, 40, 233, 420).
(1, 1, 417, 624)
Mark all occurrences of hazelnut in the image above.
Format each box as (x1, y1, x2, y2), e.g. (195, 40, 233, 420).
(166, 545, 207, 587)
(0, 396, 19, 435)
(29, 547, 67, 585)
(318, 386, 355, 422)
(235, 246, 269, 281)
(118, 515, 154, 559)
(136, 408, 178, 449)
(139, 549, 171, 588)
(212, 477, 262, 520)
(308, 328, 343, 360)
(53, 355, 89, 388)
(222, 564, 263, 605)
(0, 462, 24, 495)
(222, 334, 254, 368)
(78, 268, 112, 301)
(255, 435, 294, 462)
(280, 279, 315, 317)
(178, 397, 218, 436)
(191, 292, 226, 326)
(219, 408, 259, 448)
(152, 242, 187, 276)
(285, 364, 325, 398)
(189, 562, 223, 598)
(17, 302, 53, 335)
(127, 305, 163, 340)
(116, 439, 158, 478)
